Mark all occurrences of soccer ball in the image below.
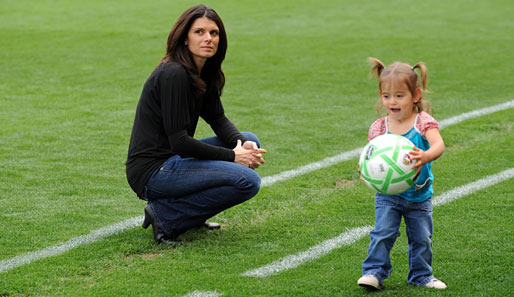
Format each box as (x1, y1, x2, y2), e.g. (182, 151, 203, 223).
(359, 134, 418, 195)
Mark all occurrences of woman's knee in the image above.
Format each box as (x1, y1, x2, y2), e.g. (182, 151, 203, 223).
(239, 167, 261, 198)
(241, 132, 261, 147)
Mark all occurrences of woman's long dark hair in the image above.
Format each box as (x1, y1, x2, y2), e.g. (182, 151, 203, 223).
(159, 5, 227, 97)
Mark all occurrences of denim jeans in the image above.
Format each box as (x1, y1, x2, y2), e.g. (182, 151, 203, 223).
(362, 193, 434, 286)
(142, 132, 261, 239)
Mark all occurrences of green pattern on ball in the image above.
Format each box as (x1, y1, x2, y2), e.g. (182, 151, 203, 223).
(360, 134, 416, 195)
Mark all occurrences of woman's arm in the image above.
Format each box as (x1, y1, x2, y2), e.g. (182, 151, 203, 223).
(168, 130, 235, 161)
(208, 115, 266, 168)
(209, 114, 248, 147)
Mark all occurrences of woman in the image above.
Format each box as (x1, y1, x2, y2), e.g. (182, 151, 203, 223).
(126, 5, 266, 244)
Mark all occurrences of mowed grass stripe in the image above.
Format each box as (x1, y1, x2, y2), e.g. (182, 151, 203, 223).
(241, 168, 514, 278)
(1, 101, 512, 274)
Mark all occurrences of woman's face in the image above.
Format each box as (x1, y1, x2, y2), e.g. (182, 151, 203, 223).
(186, 17, 219, 68)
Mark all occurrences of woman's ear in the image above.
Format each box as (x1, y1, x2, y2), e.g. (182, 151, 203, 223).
(184, 39, 188, 46)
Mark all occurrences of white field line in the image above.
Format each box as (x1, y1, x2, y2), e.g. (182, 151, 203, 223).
(0, 100, 512, 274)
(182, 291, 223, 297)
(261, 100, 514, 187)
(0, 216, 142, 273)
(432, 168, 514, 206)
(242, 167, 514, 278)
(260, 148, 362, 187)
(241, 226, 373, 277)
(438, 100, 514, 129)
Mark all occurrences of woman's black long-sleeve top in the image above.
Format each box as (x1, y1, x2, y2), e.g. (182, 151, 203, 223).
(126, 62, 248, 198)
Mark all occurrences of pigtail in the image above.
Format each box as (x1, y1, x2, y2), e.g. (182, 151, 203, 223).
(369, 57, 387, 116)
(412, 62, 432, 114)
(412, 62, 428, 91)
(368, 57, 386, 79)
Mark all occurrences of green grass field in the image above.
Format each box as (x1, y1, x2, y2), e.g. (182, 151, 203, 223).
(1, 0, 513, 296)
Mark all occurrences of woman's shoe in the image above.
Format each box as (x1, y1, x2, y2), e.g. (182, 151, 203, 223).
(142, 206, 151, 229)
(142, 204, 179, 245)
(203, 221, 220, 230)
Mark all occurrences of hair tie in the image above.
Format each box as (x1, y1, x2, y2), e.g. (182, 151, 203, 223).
(412, 65, 416, 70)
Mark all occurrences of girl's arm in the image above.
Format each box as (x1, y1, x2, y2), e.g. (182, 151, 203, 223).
(410, 128, 445, 169)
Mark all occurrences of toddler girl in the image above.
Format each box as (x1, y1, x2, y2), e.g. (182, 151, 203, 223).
(357, 58, 446, 290)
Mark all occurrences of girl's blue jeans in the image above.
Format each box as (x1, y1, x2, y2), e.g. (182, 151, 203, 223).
(142, 132, 261, 239)
(362, 193, 435, 286)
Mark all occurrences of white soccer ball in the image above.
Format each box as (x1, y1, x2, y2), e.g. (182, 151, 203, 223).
(359, 134, 418, 195)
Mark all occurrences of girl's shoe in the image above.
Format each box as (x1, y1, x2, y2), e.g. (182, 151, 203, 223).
(357, 274, 382, 290)
(425, 279, 447, 289)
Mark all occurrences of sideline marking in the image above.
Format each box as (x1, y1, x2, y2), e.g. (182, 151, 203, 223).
(242, 168, 514, 277)
(261, 148, 362, 187)
(182, 291, 223, 297)
(438, 100, 514, 129)
(261, 100, 514, 187)
(432, 168, 514, 206)
(1, 100, 512, 273)
(241, 226, 373, 277)
(0, 217, 142, 273)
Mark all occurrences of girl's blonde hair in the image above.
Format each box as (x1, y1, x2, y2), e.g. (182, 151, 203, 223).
(368, 57, 432, 115)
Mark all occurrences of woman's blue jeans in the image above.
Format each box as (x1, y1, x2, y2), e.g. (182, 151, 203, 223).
(362, 193, 434, 286)
(142, 132, 261, 239)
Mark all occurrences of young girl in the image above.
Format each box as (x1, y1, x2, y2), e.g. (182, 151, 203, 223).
(357, 58, 446, 290)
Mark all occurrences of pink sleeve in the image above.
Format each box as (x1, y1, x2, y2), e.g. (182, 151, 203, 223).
(416, 111, 440, 137)
(368, 118, 386, 141)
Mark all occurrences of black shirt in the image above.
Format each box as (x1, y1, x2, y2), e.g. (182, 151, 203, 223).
(126, 62, 247, 197)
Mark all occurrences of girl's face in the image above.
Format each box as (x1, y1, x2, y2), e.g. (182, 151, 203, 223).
(186, 17, 220, 68)
(379, 81, 420, 122)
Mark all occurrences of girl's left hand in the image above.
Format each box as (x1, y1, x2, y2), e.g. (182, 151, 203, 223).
(409, 128, 445, 174)
(409, 146, 428, 172)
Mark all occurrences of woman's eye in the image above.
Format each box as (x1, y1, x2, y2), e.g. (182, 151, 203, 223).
(210, 30, 218, 36)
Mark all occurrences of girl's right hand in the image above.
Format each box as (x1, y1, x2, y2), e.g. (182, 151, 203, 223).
(357, 162, 364, 182)
(233, 139, 266, 169)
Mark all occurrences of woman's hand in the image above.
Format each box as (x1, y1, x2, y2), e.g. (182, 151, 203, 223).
(233, 140, 267, 169)
(242, 140, 259, 150)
